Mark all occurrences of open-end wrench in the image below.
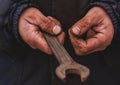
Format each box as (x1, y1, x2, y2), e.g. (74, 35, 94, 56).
(43, 33, 90, 82)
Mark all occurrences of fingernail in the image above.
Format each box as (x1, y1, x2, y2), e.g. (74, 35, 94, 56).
(72, 26, 80, 35)
(53, 25, 61, 35)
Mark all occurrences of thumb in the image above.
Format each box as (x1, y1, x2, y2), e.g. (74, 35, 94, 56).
(71, 15, 98, 36)
(37, 11, 61, 35)
(37, 16, 62, 35)
(22, 7, 62, 35)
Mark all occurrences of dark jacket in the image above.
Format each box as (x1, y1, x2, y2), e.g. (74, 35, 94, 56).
(0, 0, 120, 85)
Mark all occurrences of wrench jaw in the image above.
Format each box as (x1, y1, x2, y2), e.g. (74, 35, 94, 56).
(55, 63, 90, 82)
(44, 33, 90, 82)
(55, 64, 67, 80)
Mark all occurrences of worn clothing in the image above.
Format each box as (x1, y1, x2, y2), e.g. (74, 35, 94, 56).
(0, 0, 120, 85)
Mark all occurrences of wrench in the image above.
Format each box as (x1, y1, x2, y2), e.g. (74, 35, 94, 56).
(43, 33, 90, 82)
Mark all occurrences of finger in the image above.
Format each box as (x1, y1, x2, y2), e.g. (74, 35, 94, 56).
(47, 16, 61, 26)
(69, 7, 114, 56)
(48, 16, 65, 44)
(33, 31, 52, 54)
(69, 29, 109, 55)
(57, 32, 65, 44)
(21, 7, 62, 35)
(70, 9, 102, 36)
(69, 30, 95, 55)
(19, 19, 52, 54)
(38, 16, 62, 35)
(70, 17, 92, 36)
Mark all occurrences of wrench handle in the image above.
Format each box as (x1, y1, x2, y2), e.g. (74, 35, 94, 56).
(43, 33, 90, 82)
(43, 33, 73, 64)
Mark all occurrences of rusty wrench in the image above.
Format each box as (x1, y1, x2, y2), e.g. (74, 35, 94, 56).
(43, 33, 90, 82)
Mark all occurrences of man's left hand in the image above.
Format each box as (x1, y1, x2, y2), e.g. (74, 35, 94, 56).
(69, 7, 114, 56)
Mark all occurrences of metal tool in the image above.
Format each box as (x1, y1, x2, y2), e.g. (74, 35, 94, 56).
(43, 33, 90, 82)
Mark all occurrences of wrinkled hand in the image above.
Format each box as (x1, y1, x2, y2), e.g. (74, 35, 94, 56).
(19, 7, 65, 54)
(69, 7, 114, 56)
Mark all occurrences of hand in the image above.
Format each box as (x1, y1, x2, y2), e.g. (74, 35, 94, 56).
(19, 7, 65, 54)
(69, 7, 114, 56)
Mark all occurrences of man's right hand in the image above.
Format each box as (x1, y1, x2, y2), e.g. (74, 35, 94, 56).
(19, 7, 65, 54)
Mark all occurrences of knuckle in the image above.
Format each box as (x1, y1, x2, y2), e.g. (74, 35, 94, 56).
(80, 49, 88, 55)
(74, 49, 81, 56)
(82, 17, 91, 27)
(43, 21, 55, 34)
(48, 16, 61, 26)
(78, 43, 88, 53)
(43, 19, 51, 29)
(80, 49, 89, 55)
(74, 47, 88, 56)
(73, 41, 89, 56)
(75, 49, 87, 56)
(70, 38, 76, 44)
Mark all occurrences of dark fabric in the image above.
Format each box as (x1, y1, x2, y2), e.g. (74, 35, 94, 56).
(0, 50, 51, 85)
(0, 0, 13, 28)
(0, 0, 120, 85)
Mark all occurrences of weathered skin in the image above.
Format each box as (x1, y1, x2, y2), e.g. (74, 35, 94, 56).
(19, 7, 114, 56)
(69, 7, 114, 56)
(19, 7, 65, 54)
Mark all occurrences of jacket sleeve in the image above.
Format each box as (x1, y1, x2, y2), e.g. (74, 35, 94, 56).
(0, 0, 42, 57)
(89, 0, 120, 42)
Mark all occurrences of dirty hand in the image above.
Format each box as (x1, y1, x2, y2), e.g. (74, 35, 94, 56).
(69, 7, 114, 56)
(19, 7, 65, 54)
